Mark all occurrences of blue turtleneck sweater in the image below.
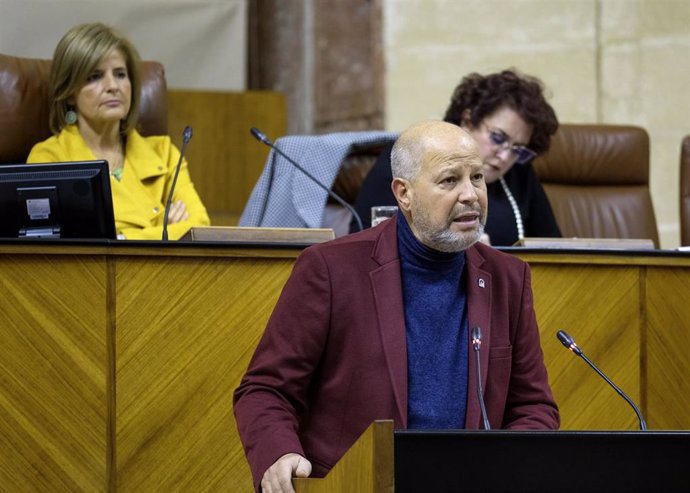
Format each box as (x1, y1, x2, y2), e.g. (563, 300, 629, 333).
(397, 213, 469, 429)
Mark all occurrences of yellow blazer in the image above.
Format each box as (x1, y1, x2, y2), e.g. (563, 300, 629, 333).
(27, 125, 210, 240)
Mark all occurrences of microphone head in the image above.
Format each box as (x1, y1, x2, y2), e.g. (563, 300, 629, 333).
(471, 326, 482, 349)
(556, 330, 582, 355)
(250, 127, 272, 146)
(183, 125, 193, 143)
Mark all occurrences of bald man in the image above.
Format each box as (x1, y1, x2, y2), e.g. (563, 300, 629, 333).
(234, 121, 559, 493)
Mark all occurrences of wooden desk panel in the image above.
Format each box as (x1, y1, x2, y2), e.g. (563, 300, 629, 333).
(528, 264, 642, 430)
(646, 267, 690, 429)
(0, 253, 109, 491)
(0, 244, 297, 492)
(518, 251, 690, 431)
(2, 244, 689, 492)
(113, 254, 294, 492)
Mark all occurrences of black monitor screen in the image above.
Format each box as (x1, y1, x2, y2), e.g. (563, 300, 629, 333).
(0, 160, 116, 239)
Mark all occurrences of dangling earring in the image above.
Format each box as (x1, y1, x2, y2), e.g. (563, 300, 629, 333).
(65, 109, 78, 125)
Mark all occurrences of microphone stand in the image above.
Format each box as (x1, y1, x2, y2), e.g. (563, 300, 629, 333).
(250, 127, 364, 232)
(162, 126, 193, 241)
(556, 330, 647, 431)
(471, 326, 491, 430)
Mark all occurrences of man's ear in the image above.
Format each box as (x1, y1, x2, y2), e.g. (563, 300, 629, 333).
(391, 177, 412, 212)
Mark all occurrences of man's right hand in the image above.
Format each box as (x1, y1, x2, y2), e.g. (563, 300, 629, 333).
(261, 453, 312, 493)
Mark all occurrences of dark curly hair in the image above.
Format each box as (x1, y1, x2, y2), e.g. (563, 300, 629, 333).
(443, 69, 558, 155)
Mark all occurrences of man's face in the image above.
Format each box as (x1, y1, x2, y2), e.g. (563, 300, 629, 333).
(403, 133, 488, 252)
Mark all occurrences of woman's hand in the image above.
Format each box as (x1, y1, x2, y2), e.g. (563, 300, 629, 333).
(167, 200, 190, 224)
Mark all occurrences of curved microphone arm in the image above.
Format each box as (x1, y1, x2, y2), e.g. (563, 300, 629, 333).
(250, 127, 364, 232)
(556, 330, 647, 431)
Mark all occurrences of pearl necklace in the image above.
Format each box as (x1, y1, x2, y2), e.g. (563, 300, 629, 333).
(499, 177, 524, 241)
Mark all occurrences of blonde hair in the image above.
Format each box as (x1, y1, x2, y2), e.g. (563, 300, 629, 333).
(48, 22, 142, 135)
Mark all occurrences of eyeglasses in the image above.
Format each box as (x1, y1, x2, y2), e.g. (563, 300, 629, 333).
(485, 126, 537, 164)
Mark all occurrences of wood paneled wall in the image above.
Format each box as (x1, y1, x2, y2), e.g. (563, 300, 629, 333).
(167, 90, 287, 226)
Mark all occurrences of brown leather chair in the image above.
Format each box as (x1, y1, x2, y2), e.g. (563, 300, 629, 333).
(680, 135, 690, 245)
(532, 124, 659, 246)
(0, 53, 168, 164)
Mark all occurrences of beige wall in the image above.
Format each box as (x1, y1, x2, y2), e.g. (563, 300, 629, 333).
(0, 0, 246, 91)
(384, 0, 690, 248)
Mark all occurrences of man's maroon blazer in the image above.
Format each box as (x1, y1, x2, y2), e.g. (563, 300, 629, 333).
(234, 216, 559, 489)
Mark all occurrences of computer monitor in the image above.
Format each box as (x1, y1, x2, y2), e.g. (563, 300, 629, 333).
(0, 160, 116, 239)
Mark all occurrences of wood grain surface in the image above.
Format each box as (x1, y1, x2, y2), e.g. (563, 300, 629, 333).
(294, 421, 393, 493)
(167, 91, 287, 227)
(646, 266, 690, 429)
(1, 244, 689, 491)
(529, 263, 643, 429)
(112, 254, 293, 492)
(0, 254, 109, 491)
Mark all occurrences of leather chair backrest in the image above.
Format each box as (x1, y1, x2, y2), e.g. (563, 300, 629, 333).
(0, 53, 168, 164)
(680, 135, 690, 245)
(331, 142, 390, 205)
(532, 123, 659, 246)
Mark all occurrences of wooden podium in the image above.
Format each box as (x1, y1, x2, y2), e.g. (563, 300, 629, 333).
(294, 421, 394, 493)
(296, 421, 690, 492)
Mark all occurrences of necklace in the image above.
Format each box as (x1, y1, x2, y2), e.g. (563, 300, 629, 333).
(108, 139, 126, 182)
(110, 167, 124, 181)
(499, 177, 524, 241)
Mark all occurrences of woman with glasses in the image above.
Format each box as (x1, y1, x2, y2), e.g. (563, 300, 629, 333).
(350, 69, 561, 246)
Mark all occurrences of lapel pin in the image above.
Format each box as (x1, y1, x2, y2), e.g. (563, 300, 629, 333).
(478, 278, 485, 288)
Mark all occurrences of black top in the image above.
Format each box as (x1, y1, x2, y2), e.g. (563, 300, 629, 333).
(350, 142, 561, 246)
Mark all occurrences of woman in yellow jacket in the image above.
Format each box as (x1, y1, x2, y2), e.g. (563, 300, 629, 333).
(28, 22, 209, 240)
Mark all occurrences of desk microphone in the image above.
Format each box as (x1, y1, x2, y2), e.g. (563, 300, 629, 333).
(250, 127, 364, 232)
(471, 326, 491, 430)
(162, 125, 193, 241)
(556, 330, 647, 430)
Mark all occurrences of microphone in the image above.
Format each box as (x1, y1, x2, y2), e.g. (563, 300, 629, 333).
(250, 127, 364, 232)
(556, 330, 647, 431)
(162, 125, 193, 241)
(471, 326, 491, 430)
